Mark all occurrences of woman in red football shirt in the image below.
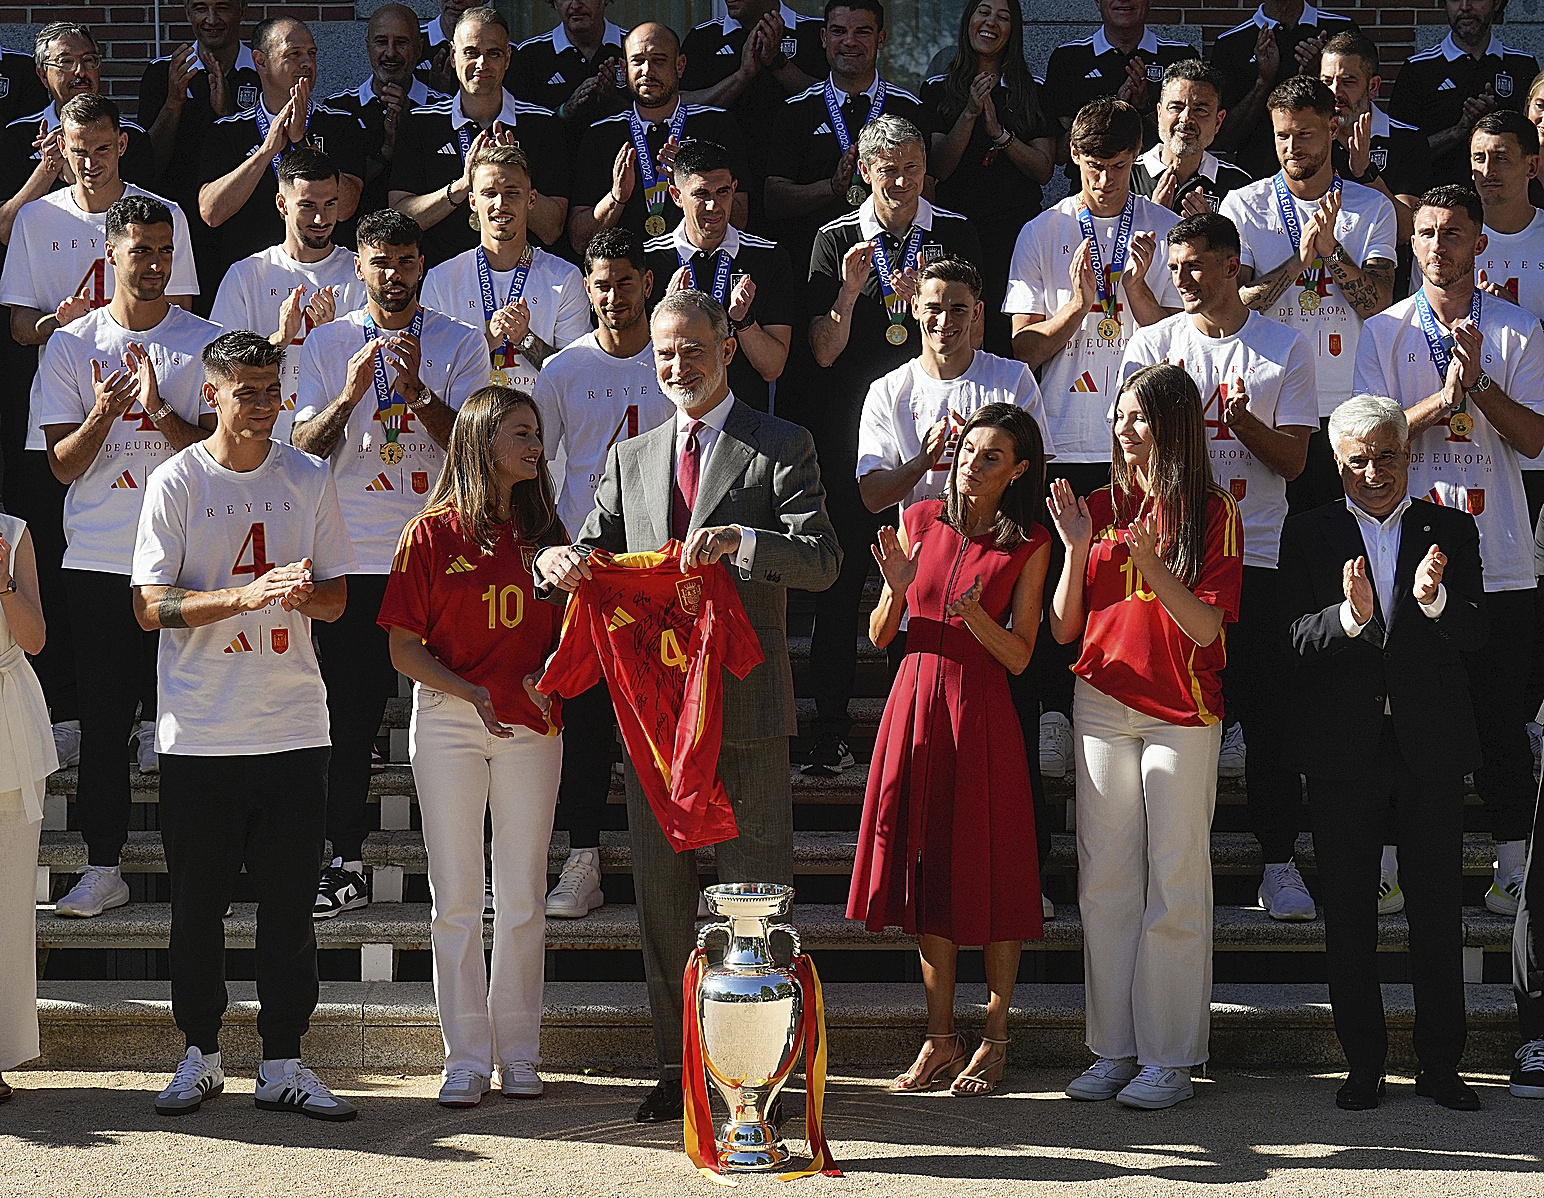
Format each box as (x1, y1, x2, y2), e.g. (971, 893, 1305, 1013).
(1048, 363, 1242, 1111)
(377, 386, 567, 1108)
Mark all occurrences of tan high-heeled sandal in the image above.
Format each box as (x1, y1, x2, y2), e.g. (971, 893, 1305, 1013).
(891, 1031, 968, 1092)
(951, 1036, 1009, 1096)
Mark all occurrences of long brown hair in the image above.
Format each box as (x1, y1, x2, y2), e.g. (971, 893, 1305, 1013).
(422, 385, 562, 552)
(937, 0, 1043, 141)
(944, 402, 1045, 551)
(1110, 363, 1214, 588)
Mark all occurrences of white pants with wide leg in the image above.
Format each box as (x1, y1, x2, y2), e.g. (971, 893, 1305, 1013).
(1073, 677, 1222, 1068)
(0, 790, 41, 1071)
(410, 685, 562, 1076)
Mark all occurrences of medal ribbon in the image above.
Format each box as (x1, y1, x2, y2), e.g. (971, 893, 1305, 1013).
(822, 77, 887, 156)
(476, 244, 534, 368)
(253, 97, 313, 178)
(455, 119, 476, 160)
(1076, 191, 1136, 324)
(1273, 171, 1342, 293)
(677, 247, 734, 305)
(364, 307, 426, 447)
(871, 225, 925, 325)
(628, 102, 690, 218)
(1415, 287, 1482, 416)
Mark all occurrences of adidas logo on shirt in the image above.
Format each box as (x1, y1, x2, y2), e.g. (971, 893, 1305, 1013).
(608, 606, 637, 631)
(717, 44, 735, 55)
(547, 71, 564, 85)
(223, 632, 255, 654)
(366, 473, 395, 492)
(445, 554, 477, 574)
(1070, 371, 1099, 393)
(1438, 78, 1456, 91)
(438, 141, 460, 155)
(1085, 69, 1102, 79)
(110, 470, 137, 490)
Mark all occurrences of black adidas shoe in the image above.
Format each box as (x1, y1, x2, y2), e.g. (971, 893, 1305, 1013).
(313, 859, 368, 920)
(802, 735, 855, 776)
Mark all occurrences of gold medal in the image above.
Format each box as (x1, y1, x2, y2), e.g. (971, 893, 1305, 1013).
(885, 323, 908, 345)
(1097, 316, 1122, 340)
(490, 368, 510, 387)
(380, 440, 405, 465)
(1299, 288, 1320, 311)
(846, 183, 866, 207)
(1449, 410, 1474, 437)
(645, 214, 667, 236)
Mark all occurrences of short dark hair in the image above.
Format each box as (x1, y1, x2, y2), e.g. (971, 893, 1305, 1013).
(453, 4, 508, 38)
(277, 146, 339, 188)
(583, 226, 646, 275)
(672, 139, 735, 183)
(824, 0, 884, 31)
(1473, 108, 1541, 159)
(1417, 184, 1486, 228)
(1266, 75, 1337, 121)
(916, 256, 982, 299)
(1070, 97, 1144, 158)
(59, 92, 119, 131)
(203, 330, 285, 384)
(105, 195, 173, 243)
(1168, 212, 1242, 259)
(252, 15, 306, 59)
(356, 208, 422, 252)
(1159, 59, 1226, 107)
(1320, 30, 1380, 77)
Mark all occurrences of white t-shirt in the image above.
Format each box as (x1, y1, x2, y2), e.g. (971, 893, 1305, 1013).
(1354, 291, 1544, 591)
(131, 440, 358, 756)
(1002, 192, 1182, 463)
(1120, 311, 1319, 568)
(1477, 210, 1544, 325)
(0, 184, 200, 450)
(294, 306, 489, 573)
(420, 244, 592, 395)
(1220, 176, 1398, 417)
(209, 244, 367, 444)
(33, 304, 221, 575)
(531, 332, 674, 537)
(855, 351, 1056, 513)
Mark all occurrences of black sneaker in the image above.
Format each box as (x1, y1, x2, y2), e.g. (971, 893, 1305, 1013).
(313, 859, 369, 920)
(802, 735, 855, 776)
(1512, 1039, 1544, 1098)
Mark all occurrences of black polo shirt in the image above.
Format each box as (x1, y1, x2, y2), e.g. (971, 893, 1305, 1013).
(0, 46, 49, 129)
(571, 100, 747, 244)
(507, 19, 627, 114)
(417, 14, 453, 69)
(1390, 31, 1540, 185)
(804, 198, 981, 455)
(0, 103, 156, 203)
(389, 92, 570, 268)
(1329, 105, 1431, 200)
(1210, 5, 1358, 179)
(917, 73, 1056, 230)
(326, 77, 448, 220)
(1129, 145, 1253, 214)
(199, 100, 368, 275)
(1043, 27, 1197, 137)
(643, 224, 798, 412)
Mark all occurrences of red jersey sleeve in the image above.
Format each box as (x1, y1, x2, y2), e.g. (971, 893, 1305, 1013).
(377, 513, 436, 637)
(538, 591, 606, 699)
(1191, 489, 1244, 622)
(705, 563, 766, 680)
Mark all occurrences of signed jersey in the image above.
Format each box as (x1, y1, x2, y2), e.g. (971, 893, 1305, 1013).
(538, 544, 765, 852)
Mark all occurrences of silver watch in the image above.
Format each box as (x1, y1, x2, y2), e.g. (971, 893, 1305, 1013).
(1470, 371, 1493, 393)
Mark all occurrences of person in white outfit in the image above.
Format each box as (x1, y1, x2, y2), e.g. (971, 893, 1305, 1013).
(377, 385, 566, 1107)
(0, 514, 57, 1102)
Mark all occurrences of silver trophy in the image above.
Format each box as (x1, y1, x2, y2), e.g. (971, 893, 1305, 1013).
(695, 882, 803, 1171)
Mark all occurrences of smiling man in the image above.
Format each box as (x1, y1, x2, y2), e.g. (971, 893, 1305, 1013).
(1130, 59, 1251, 216)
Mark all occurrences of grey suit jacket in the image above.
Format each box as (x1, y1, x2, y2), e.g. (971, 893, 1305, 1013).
(565, 397, 841, 741)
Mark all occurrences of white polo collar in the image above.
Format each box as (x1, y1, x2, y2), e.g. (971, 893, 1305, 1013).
(1139, 143, 1221, 181)
(424, 15, 446, 45)
(724, 3, 799, 35)
(672, 220, 743, 259)
(1093, 27, 1159, 57)
(634, 95, 683, 125)
(1439, 30, 1505, 61)
(1370, 104, 1390, 139)
(453, 90, 523, 128)
(187, 42, 256, 88)
(357, 75, 431, 106)
(552, 19, 626, 56)
(826, 71, 883, 103)
(1253, 4, 1325, 29)
(858, 195, 936, 238)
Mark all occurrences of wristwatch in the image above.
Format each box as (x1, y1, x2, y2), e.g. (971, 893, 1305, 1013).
(517, 330, 540, 355)
(146, 401, 174, 423)
(1470, 372, 1493, 393)
(1357, 162, 1380, 186)
(403, 385, 435, 411)
(0, 579, 16, 597)
(1328, 242, 1351, 266)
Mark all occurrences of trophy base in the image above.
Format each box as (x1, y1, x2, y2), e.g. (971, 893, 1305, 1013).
(716, 1121, 791, 1172)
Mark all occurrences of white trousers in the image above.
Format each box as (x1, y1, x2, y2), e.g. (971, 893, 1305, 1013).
(1073, 678, 1221, 1068)
(0, 789, 41, 1071)
(410, 686, 562, 1074)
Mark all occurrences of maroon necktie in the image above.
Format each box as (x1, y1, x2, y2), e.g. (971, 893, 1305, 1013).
(671, 419, 704, 540)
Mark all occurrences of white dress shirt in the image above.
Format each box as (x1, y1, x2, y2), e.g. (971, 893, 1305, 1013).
(675, 393, 757, 577)
(1340, 495, 1447, 638)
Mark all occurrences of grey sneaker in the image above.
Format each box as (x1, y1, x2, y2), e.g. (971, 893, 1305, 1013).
(55, 865, 130, 917)
(1259, 861, 1317, 921)
(499, 1059, 543, 1098)
(1039, 712, 1073, 779)
(1116, 1065, 1194, 1110)
(155, 1047, 223, 1115)
(438, 1068, 490, 1107)
(1065, 1057, 1139, 1100)
(254, 1059, 358, 1121)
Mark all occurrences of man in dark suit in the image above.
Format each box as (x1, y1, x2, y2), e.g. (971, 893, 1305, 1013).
(1279, 393, 1488, 1111)
(535, 289, 841, 1123)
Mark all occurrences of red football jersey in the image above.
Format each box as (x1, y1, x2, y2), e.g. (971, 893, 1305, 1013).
(538, 543, 765, 852)
(377, 505, 563, 735)
(1072, 485, 1243, 727)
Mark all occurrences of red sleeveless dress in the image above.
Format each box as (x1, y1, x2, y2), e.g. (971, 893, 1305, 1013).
(846, 500, 1046, 946)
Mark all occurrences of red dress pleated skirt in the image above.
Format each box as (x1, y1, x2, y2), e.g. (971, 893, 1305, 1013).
(846, 501, 1046, 946)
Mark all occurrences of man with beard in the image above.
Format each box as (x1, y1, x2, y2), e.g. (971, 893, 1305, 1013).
(1130, 59, 1251, 216)
(1356, 184, 1544, 931)
(33, 195, 219, 919)
(292, 209, 487, 919)
(210, 149, 367, 444)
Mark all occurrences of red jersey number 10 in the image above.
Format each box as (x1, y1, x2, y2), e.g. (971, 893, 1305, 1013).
(231, 523, 275, 580)
(483, 583, 525, 629)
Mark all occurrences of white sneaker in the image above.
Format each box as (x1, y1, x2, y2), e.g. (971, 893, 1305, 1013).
(499, 1059, 543, 1098)
(1116, 1065, 1194, 1109)
(52, 720, 80, 769)
(1065, 1056, 1139, 1100)
(54, 864, 129, 917)
(1259, 861, 1317, 921)
(1217, 723, 1246, 778)
(254, 1059, 357, 1121)
(1487, 866, 1525, 916)
(437, 1068, 490, 1107)
(545, 849, 603, 918)
(1042, 893, 1055, 920)
(1039, 711, 1073, 779)
(155, 1047, 223, 1115)
(134, 721, 158, 774)
(1377, 874, 1405, 915)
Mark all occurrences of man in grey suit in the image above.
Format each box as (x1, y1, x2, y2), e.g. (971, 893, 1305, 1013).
(535, 289, 841, 1122)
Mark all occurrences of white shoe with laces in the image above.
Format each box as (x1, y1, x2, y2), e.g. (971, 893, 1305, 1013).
(545, 849, 603, 918)
(499, 1059, 543, 1098)
(1217, 723, 1246, 779)
(1116, 1065, 1194, 1109)
(438, 1068, 490, 1107)
(1039, 711, 1073, 779)
(52, 720, 80, 768)
(1511, 1039, 1544, 1098)
(1487, 866, 1525, 916)
(155, 1047, 223, 1115)
(1065, 1056, 1139, 1101)
(1259, 861, 1317, 921)
(134, 721, 158, 774)
(254, 1059, 357, 1121)
(55, 864, 130, 917)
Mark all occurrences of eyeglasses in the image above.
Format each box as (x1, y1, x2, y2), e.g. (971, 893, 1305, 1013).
(46, 54, 102, 73)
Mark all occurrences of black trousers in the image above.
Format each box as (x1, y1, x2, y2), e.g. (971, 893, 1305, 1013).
(1026, 462, 1110, 717)
(12, 451, 76, 720)
(1285, 417, 1343, 515)
(1466, 587, 1537, 843)
(1308, 720, 1466, 1074)
(1224, 565, 1302, 863)
(808, 467, 885, 739)
(314, 574, 396, 864)
(554, 678, 618, 850)
(161, 747, 328, 1060)
(63, 569, 157, 865)
(1516, 777, 1544, 1042)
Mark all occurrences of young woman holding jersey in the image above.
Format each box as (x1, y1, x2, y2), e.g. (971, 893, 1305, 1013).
(1048, 362, 1243, 1111)
(377, 386, 567, 1108)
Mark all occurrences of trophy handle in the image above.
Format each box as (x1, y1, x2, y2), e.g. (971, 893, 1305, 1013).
(767, 923, 802, 960)
(696, 921, 731, 953)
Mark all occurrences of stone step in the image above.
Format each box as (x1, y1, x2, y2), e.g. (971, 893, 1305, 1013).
(24, 979, 1520, 1072)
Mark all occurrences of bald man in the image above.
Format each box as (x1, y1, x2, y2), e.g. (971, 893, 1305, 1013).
(568, 21, 748, 255)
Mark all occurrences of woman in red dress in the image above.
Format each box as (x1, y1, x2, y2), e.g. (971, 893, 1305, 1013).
(847, 402, 1051, 1097)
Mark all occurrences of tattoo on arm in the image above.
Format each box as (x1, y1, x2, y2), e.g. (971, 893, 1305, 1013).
(1327, 259, 1392, 319)
(290, 399, 354, 457)
(157, 587, 190, 629)
(520, 334, 554, 370)
(1240, 258, 1300, 311)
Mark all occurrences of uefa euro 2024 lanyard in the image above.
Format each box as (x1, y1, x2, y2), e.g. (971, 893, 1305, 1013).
(677, 244, 734, 306)
(1416, 287, 1482, 439)
(870, 224, 924, 346)
(253, 96, 313, 176)
(365, 307, 425, 464)
(477, 243, 534, 385)
(825, 77, 887, 207)
(628, 102, 689, 237)
(1273, 170, 1342, 312)
(1077, 191, 1135, 341)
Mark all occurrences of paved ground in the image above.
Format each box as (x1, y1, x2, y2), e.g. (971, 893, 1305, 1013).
(1, 1069, 1540, 1197)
